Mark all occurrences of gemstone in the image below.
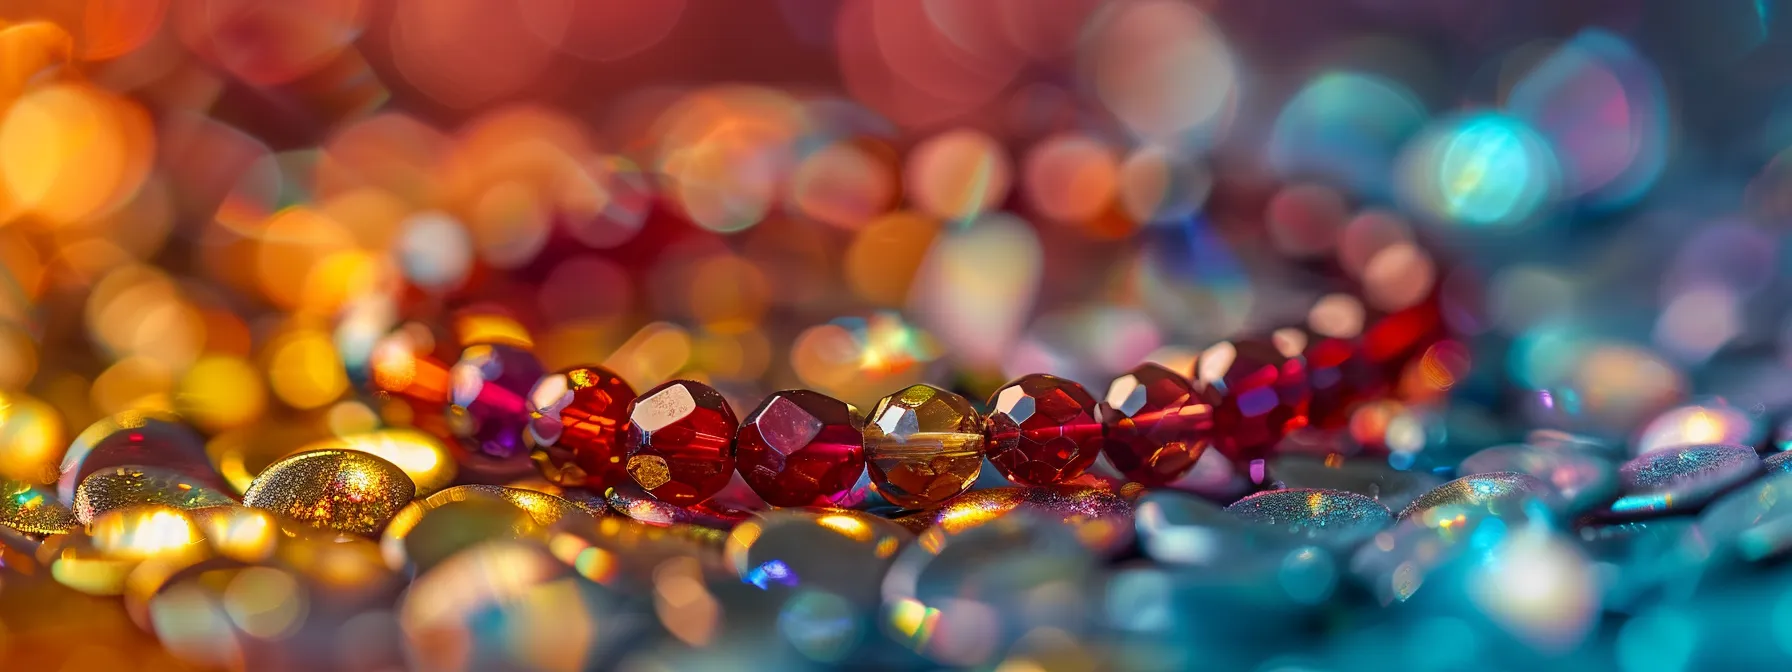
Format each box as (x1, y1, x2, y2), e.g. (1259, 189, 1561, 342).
(1224, 487, 1391, 548)
(381, 484, 595, 571)
(1097, 363, 1217, 486)
(527, 365, 637, 489)
(57, 411, 228, 505)
(861, 384, 986, 509)
(1193, 336, 1311, 468)
(1302, 334, 1383, 429)
(73, 465, 237, 524)
(0, 478, 78, 536)
(622, 380, 739, 507)
(1606, 443, 1761, 518)
(446, 343, 545, 465)
(242, 449, 417, 536)
(735, 390, 866, 507)
(723, 508, 910, 603)
(604, 479, 750, 529)
(985, 374, 1104, 486)
(1458, 443, 1618, 514)
(1398, 471, 1553, 523)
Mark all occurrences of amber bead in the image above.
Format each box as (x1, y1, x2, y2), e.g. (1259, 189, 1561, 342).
(862, 384, 985, 509)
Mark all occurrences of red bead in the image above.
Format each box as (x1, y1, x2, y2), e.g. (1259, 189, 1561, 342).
(527, 365, 637, 488)
(623, 380, 739, 507)
(1304, 334, 1384, 430)
(1098, 363, 1218, 486)
(985, 374, 1103, 486)
(735, 390, 866, 507)
(1194, 336, 1311, 467)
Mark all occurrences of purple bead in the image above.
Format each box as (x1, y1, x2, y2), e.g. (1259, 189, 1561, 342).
(448, 344, 545, 464)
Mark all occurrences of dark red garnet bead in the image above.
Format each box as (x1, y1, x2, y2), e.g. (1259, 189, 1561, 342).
(1193, 335, 1311, 468)
(527, 365, 637, 489)
(735, 389, 866, 507)
(985, 373, 1104, 486)
(1098, 363, 1218, 486)
(623, 379, 740, 507)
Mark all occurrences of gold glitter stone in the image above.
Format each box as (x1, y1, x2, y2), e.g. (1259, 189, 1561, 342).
(0, 477, 79, 536)
(381, 484, 594, 571)
(242, 449, 415, 536)
(72, 466, 236, 524)
(628, 454, 672, 490)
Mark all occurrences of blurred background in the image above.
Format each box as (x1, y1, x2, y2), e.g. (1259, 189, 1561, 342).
(3, 0, 1792, 669)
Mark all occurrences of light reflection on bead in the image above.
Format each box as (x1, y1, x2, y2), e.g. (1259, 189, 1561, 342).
(1398, 471, 1554, 523)
(243, 449, 416, 536)
(891, 485, 1133, 555)
(1464, 528, 1601, 653)
(73, 466, 236, 524)
(381, 484, 594, 572)
(1225, 488, 1391, 548)
(40, 505, 207, 596)
(446, 343, 545, 472)
(1133, 489, 1246, 567)
(623, 379, 740, 506)
(725, 508, 909, 605)
(1699, 472, 1792, 563)
(1459, 443, 1618, 514)
(604, 480, 749, 530)
(527, 365, 636, 489)
(1634, 400, 1761, 456)
(58, 411, 226, 504)
(0, 477, 79, 536)
(861, 384, 985, 509)
(1267, 456, 1442, 513)
(1608, 443, 1760, 518)
(303, 429, 457, 497)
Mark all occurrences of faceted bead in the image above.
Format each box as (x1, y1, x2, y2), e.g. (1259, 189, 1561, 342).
(622, 380, 739, 507)
(1193, 336, 1311, 468)
(57, 411, 228, 505)
(1097, 363, 1217, 486)
(985, 374, 1104, 486)
(526, 365, 637, 489)
(861, 384, 986, 509)
(243, 449, 417, 536)
(735, 390, 866, 507)
(447, 343, 545, 471)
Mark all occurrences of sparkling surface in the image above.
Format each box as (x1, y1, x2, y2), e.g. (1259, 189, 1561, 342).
(1098, 363, 1217, 486)
(605, 480, 751, 529)
(892, 485, 1134, 555)
(1460, 443, 1618, 514)
(623, 380, 740, 506)
(73, 465, 236, 524)
(242, 449, 417, 536)
(1225, 487, 1392, 548)
(1194, 337, 1311, 468)
(1267, 456, 1442, 512)
(324, 429, 458, 497)
(0, 477, 79, 536)
(725, 508, 909, 604)
(736, 390, 865, 507)
(446, 343, 546, 467)
(1398, 471, 1554, 523)
(985, 374, 1104, 486)
(57, 412, 227, 505)
(862, 384, 986, 508)
(527, 365, 637, 489)
(1768, 450, 1792, 474)
(381, 483, 595, 571)
(1608, 443, 1761, 517)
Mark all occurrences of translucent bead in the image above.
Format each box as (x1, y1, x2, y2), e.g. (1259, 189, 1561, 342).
(861, 384, 985, 509)
(1193, 336, 1311, 469)
(58, 412, 225, 505)
(528, 365, 636, 489)
(984, 374, 1104, 486)
(1098, 364, 1217, 486)
(446, 343, 545, 475)
(623, 380, 740, 507)
(735, 390, 865, 507)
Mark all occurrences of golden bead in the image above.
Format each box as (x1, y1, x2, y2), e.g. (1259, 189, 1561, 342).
(243, 449, 415, 536)
(72, 466, 236, 524)
(0, 477, 78, 536)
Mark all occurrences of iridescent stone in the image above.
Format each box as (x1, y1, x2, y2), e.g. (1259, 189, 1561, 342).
(1635, 400, 1762, 456)
(73, 466, 237, 524)
(0, 478, 78, 536)
(1098, 364, 1217, 486)
(623, 380, 740, 507)
(527, 365, 637, 489)
(985, 374, 1104, 486)
(724, 508, 910, 603)
(446, 343, 545, 466)
(892, 485, 1133, 555)
(57, 412, 227, 504)
(1398, 471, 1553, 523)
(1607, 443, 1760, 518)
(1303, 335, 1383, 429)
(861, 384, 986, 509)
(736, 390, 865, 507)
(1192, 337, 1311, 468)
(1459, 443, 1618, 514)
(381, 484, 595, 572)
(1266, 456, 1441, 512)
(1225, 488, 1391, 548)
(1769, 450, 1792, 474)
(242, 450, 416, 536)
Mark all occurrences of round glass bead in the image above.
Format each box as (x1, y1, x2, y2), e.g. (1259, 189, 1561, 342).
(73, 466, 236, 524)
(623, 380, 740, 507)
(57, 412, 226, 505)
(985, 374, 1104, 486)
(381, 484, 594, 572)
(736, 390, 866, 507)
(242, 449, 417, 536)
(447, 343, 545, 465)
(1224, 487, 1391, 548)
(1193, 336, 1311, 468)
(527, 365, 637, 489)
(1098, 363, 1217, 486)
(861, 384, 986, 509)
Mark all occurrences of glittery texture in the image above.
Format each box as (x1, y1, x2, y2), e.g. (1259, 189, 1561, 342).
(892, 485, 1133, 554)
(1606, 443, 1761, 517)
(1459, 443, 1618, 514)
(73, 465, 237, 524)
(862, 384, 986, 508)
(984, 374, 1104, 486)
(623, 380, 740, 506)
(242, 450, 416, 536)
(1769, 450, 1792, 474)
(57, 412, 227, 505)
(0, 478, 79, 536)
(381, 484, 595, 571)
(735, 390, 866, 507)
(1397, 471, 1552, 522)
(1268, 456, 1442, 512)
(527, 365, 637, 488)
(1225, 487, 1391, 546)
